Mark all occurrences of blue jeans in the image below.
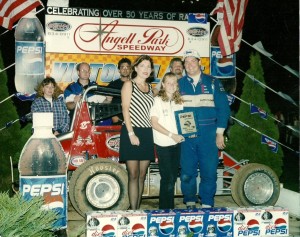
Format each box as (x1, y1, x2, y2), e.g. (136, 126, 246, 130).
(156, 144, 181, 209)
(180, 124, 219, 206)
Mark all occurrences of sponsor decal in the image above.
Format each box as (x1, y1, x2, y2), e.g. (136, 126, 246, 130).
(80, 121, 90, 129)
(186, 27, 208, 37)
(106, 134, 120, 152)
(47, 21, 71, 31)
(70, 156, 86, 167)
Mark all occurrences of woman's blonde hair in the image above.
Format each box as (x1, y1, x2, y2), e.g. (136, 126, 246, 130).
(157, 72, 183, 104)
(35, 77, 63, 99)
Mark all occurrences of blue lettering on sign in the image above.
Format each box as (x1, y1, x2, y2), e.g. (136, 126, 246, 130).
(52, 62, 76, 82)
(90, 63, 104, 82)
(265, 229, 288, 235)
(101, 63, 118, 82)
(51, 61, 165, 85)
(237, 230, 260, 236)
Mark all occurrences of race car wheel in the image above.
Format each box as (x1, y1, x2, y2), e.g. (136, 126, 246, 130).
(69, 158, 129, 217)
(231, 163, 280, 206)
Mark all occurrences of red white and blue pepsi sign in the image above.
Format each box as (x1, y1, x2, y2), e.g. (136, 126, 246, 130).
(210, 46, 236, 78)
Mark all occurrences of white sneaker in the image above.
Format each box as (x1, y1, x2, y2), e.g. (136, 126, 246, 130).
(186, 201, 197, 209)
(201, 204, 212, 208)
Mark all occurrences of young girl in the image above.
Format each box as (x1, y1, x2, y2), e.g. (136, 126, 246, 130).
(119, 55, 155, 210)
(31, 77, 70, 135)
(150, 72, 184, 209)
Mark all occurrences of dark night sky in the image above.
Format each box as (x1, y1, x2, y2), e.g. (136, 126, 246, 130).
(0, 0, 299, 120)
(70, 0, 300, 119)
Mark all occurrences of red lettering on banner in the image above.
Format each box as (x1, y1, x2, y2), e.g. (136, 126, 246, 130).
(74, 19, 183, 54)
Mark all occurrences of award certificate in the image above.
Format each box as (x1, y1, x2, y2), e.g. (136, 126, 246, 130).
(174, 110, 198, 137)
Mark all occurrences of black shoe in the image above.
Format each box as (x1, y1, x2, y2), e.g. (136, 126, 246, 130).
(53, 229, 67, 237)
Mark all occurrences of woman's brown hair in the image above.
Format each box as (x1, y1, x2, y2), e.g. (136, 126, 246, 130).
(131, 55, 155, 83)
(35, 77, 63, 100)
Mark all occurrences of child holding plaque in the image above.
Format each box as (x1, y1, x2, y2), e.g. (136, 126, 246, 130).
(150, 72, 185, 209)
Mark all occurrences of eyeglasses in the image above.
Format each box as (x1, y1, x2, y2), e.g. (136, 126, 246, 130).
(79, 69, 91, 73)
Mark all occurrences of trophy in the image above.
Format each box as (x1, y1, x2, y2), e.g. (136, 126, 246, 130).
(174, 110, 199, 137)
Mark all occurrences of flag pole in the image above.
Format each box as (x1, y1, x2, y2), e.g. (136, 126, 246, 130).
(231, 116, 297, 153)
(210, 16, 299, 78)
(0, 94, 15, 104)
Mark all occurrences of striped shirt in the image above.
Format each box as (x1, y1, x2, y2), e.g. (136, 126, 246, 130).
(129, 81, 154, 127)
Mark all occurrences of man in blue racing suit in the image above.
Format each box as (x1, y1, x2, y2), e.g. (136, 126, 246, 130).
(178, 50, 230, 209)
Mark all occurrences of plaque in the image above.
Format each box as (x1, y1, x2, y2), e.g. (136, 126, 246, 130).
(174, 110, 198, 137)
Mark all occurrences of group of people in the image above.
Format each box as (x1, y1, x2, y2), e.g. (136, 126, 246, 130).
(30, 50, 230, 210)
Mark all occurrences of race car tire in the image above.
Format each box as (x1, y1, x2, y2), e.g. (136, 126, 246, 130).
(69, 158, 129, 217)
(231, 163, 280, 206)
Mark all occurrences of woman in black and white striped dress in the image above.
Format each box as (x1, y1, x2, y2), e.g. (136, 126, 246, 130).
(120, 55, 155, 210)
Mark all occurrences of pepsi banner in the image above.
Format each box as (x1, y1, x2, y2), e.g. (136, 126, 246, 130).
(188, 13, 208, 24)
(86, 206, 289, 237)
(261, 134, 279, 153)
(210, 46, 236, 78)
(20, 175, 68, 229)
(250, 103, 268, 120)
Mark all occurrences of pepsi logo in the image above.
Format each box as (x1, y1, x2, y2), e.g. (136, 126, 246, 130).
(132, 223, 145, 235)
(216, 58, 234, 76)
(159, 220, 174, 235)
(217, 218, 232, 233)
(194, 13, 207, 23)
(102, 224, 116, 237)
(42, 193, 64, 210)
(188, 219, 203, 234)
(275, 218, 287, 230)
(247, 219, 260, 231)
(211, 46, 236, 78)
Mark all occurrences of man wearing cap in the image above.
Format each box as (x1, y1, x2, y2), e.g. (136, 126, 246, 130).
(178, 49, 230, 209)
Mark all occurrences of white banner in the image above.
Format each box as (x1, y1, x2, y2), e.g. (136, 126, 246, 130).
(45, 7, 210, 57)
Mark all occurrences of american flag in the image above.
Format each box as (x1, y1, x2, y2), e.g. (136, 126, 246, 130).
(0, 0, 42, 30)
(210, 0, 249, 56)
